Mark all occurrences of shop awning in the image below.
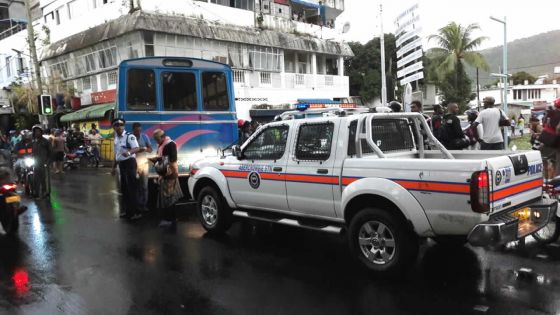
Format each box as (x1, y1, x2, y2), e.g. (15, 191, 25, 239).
(291, 0, 320, 9)
(60, 103, 114, 123)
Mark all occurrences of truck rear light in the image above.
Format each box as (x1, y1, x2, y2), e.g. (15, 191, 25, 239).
(470, 171, 490, 213)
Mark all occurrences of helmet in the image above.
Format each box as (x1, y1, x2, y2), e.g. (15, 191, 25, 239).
(466, 109, 479, 122)
(22, 130, 32, 140)
(9, 130, 15, 135)
(554, 98, 560, 109)
(32, 124, 43, 132)
(237, 119, 245, 128)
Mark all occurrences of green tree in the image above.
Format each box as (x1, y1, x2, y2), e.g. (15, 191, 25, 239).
(510, 71, 536, 85)
(345, 34, 398, 103)
(427, 22, 489, 111)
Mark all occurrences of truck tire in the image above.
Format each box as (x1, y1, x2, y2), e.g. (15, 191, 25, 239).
(348, 207, 418, 277)
(197, 186, 232, 234)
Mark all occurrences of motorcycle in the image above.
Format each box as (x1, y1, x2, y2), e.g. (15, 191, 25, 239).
(532, 177, 560, 244)
(0, 166, 26, 236)
(14, 156, 35, 196)
(64, 145, 98, 169)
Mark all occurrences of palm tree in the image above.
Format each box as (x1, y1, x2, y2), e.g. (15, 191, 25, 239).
(427, 22, 489, 109)
(428, 22, 489, 79)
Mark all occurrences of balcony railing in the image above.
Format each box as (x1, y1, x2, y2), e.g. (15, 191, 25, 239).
(232, 70, 348, 90)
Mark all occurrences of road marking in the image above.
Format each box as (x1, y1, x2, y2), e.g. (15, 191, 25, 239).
(536, 254, 549, 259)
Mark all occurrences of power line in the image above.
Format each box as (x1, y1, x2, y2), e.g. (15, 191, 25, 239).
(508, 60, 560, 71)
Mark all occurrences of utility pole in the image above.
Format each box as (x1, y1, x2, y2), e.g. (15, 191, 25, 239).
(379, 3, 387, 107)
(25, 0, 42, 95)
(490, 16, 508, 149)
(476, 68, 480, 111)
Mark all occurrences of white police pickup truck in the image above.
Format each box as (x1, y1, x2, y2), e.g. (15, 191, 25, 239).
(188, 108, 557, 276)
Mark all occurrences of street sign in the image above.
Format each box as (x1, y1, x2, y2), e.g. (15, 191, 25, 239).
(397, 61, 423, 78)
(396, 37, 422, 58)
(397, 49, 423, 68)
(396, 15, 420, 36)
(396, 27, 422, 47)
(400, 72, 424, 86)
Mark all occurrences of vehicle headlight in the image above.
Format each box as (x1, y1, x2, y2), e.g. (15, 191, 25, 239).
(24, 157, 35, 167)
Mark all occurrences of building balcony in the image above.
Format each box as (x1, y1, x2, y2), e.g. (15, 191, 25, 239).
(232, 69, 348, 92)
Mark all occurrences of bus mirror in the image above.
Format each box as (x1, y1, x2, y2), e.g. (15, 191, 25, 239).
(232, 145, 242, 159)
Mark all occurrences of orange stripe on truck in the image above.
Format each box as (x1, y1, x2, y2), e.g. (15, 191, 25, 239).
(491, 178, 542, 202)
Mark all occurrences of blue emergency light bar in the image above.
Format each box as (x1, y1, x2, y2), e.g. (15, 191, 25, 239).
(296, 103, 309, 111)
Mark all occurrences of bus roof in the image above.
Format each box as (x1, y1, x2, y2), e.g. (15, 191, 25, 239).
(119, 57, 232, 71)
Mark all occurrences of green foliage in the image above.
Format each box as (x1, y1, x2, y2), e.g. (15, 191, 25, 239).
(427, 22, 488, 112)
(13, 113, 39, 131)
(511, 71, 536, 85)
(346, 34, 398, 102)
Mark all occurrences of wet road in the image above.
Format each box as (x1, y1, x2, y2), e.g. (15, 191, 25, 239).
(1, 169, 560, 314)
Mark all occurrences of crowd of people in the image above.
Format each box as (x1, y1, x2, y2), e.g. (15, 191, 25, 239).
(5, 123, 104, 199)
(389, 96, 511, 151)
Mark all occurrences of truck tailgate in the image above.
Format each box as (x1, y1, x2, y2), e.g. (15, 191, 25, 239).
(486, 151, 543, 212)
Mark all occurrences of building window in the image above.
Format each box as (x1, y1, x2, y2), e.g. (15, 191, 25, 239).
(55, 8, 62, 25)
(249, 46, 281, 72)
(82, 76, 91, 90)
(144, 32, 154, 57)
(127, 68, 156, 110)
(108, 71, 117, 85)
(325, 56, 338, 75)
(202, 72, 229, 111)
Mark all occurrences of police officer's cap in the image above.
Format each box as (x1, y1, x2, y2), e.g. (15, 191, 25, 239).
(112, 118, 126, 126)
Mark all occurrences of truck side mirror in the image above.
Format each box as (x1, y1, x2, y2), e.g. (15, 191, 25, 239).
(232, 145, 243, 159)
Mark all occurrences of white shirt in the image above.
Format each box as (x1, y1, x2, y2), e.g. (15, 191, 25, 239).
(114, 130, 139, 162)
(475, 108, 505, 144)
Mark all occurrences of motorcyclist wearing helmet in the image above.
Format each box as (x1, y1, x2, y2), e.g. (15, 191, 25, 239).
(14, 130, 32, 158)
(32, 125, 52, 199)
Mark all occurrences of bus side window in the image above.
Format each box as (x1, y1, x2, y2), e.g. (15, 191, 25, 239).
(202, 72, 229, 111)
(127, 68, 156, 111)
(162, 72, 197, 111)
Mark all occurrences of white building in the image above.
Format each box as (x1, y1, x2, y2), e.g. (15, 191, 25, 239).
(0, 0, 352, 120)
(470, 81, 560, 116)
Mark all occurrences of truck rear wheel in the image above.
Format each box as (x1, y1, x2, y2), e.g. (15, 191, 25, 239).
(348, 207, 418, 277)
(197, 186, 232, 234)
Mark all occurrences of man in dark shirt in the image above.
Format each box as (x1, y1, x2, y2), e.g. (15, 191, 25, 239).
(442, 103, 466, 150)
(31, 125, 52, 199)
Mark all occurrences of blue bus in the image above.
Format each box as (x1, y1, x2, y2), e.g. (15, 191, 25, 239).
(115, 57, 238, 177)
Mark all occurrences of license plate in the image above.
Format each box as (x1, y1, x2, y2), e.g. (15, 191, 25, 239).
(6, 196, 20, 204)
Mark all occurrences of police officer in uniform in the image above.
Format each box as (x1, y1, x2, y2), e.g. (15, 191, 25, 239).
(111, 118, 142, 220)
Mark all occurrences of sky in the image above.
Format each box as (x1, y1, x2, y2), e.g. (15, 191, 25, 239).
(338, 0, 560, 50)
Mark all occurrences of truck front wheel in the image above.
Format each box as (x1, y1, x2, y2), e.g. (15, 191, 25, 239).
(197, 186, 232, 234)
(348, 207, 418, 277)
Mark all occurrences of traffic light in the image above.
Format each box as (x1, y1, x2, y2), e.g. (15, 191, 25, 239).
(39, 94, 53, 115)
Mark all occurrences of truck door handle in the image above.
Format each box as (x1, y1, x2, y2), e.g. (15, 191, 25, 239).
(273, 167, 283, 172)
(317, 169, 329, 174)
